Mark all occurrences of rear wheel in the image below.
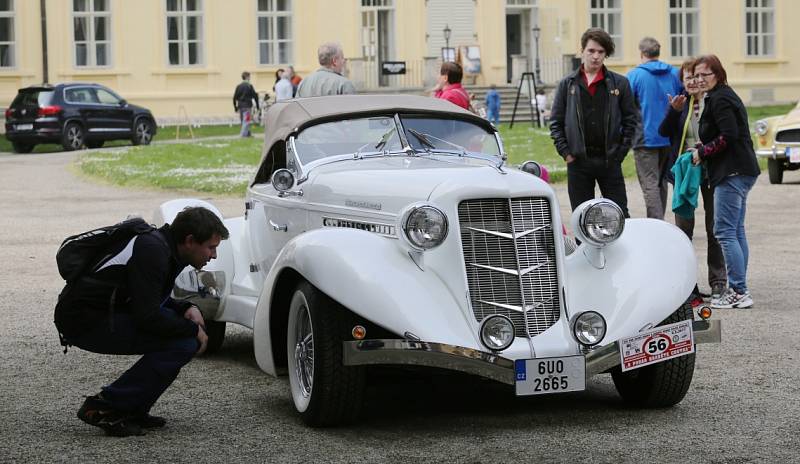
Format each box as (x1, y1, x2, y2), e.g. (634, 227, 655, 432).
(767, 158, 784, 184)
(611, 303, 696, 408)
(287, 280, 365, 427)
(11, 142, 35, 153)
(132, 119, 154, 145)
(203, 320, 226, 355)
(61, 122, 85, 151)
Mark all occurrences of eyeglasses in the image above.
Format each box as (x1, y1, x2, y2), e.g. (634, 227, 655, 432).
(694, 72, 715, 80)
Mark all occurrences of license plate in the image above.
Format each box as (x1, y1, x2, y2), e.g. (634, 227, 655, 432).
(514, 355, 586, 396)
(789, 147, 800, 163)
(15, 124, 33, 131)
(619, 319, 695, 372)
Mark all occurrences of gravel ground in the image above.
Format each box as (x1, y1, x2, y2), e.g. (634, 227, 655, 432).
(1, 150, 797, 463)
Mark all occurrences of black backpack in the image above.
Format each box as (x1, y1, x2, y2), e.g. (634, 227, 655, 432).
(56, 217, 155, 283)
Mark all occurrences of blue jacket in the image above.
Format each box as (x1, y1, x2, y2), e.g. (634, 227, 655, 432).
(671, 152, 702, 219)
(485, 89, 500, 111)
(627, 60, 682, 149)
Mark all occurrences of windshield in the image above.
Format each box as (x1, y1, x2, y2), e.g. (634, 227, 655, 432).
(293, 114, 500, 165)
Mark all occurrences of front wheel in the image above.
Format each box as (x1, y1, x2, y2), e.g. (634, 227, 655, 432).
(132, 119, 154, 145)
(287, 281, 365, 427)
(611, 303, 696, 408)
(767, 158, 784, 184)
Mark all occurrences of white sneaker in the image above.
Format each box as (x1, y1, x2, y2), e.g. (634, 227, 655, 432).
(711, 290, 753, 309)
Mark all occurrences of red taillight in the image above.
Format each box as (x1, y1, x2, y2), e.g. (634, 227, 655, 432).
(4, 108, 12, 119)
(37, 105, 62, 117)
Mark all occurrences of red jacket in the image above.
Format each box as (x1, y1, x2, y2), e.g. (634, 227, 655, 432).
(434, 83, 470, 110)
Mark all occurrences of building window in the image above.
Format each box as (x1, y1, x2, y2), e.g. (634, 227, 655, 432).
(72, 0, 111, 67)
(745, 0, 774, 56)
(166, 0, 203, 66)
(589, 0, 622, 54)
(0, 0, 14, 68)
(668, 0, 699, 58)
(257, 0, 291, 65)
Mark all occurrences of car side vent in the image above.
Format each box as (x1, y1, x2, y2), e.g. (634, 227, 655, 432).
(323, 217, 396, 237)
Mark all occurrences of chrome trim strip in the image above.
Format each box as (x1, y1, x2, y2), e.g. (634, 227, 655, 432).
(322, 216, 397, 237)
(342, 320, 721, 385)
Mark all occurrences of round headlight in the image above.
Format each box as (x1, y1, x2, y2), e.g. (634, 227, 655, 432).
(572, 311, 607, 346)
(520, 160, 543, 178)
(402, 205, 448, 250)
(754, 120, 768, 136)
(271, 168, 295, 192)
(480, 315, 515, 351)
(573, 199, 625, 246)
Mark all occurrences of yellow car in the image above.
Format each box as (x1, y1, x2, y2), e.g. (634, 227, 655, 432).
(754, 102, 800, 184)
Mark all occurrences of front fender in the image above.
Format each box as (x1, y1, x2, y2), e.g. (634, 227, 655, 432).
(564, 218, 696, 344)
(253, 228, 479, 376)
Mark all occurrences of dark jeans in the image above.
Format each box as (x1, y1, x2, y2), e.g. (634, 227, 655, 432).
(67, 306, 199, 414)
(674, 181, 726, 290)
(566, 156, 630, 217)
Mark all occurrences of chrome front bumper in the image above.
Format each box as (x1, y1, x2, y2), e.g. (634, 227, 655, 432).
(342, 320, 721, 385)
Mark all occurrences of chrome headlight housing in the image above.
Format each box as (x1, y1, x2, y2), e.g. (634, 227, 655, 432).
(754, 119, 768, 136)
(400, 204, 448, 250)
(480, 315, 515, 351)
(520, 160, 543, 177)
(572, 311, 607, 346)
(571, 199, 625, 247)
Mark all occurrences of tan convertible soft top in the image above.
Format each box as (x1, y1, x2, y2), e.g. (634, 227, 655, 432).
(259, 94, 496, 163)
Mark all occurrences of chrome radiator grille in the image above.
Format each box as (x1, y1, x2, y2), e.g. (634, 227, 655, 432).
(458, 198, 560, 338)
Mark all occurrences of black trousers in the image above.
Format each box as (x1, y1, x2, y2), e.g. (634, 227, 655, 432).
(566, 156, 630, 218)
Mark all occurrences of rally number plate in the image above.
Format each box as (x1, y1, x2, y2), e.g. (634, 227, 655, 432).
(514, 355, 586, 396)
(789, 147, 800, 163)
(619, 319, 695, 372)
(15, 124, 33, 131)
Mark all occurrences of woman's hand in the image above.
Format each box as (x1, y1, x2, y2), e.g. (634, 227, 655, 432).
(689, 148, 701, 165)
(668, 94, 687, 112)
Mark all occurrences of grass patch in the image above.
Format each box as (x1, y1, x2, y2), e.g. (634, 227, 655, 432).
(73, 103, 792, 195)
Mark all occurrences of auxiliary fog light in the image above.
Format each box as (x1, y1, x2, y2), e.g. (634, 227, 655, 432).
(698, 306, 713, 320)
(572, 311, 607, 347)
(479, 315, 515, 351)
(352, 325, 367, 340)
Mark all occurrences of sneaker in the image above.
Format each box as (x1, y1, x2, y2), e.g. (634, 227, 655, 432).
(710, 284, 726, 301)
(131, 413, 167, 429)
(77, 394, 145, 437)
(711, 290, 753, 309)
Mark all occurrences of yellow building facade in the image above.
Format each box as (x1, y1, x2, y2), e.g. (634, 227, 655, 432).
(0, 0, 796, 122)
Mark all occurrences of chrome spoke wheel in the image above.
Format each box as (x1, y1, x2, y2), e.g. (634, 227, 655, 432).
(136, 122, 152, 144)
(67, 126, 83, 149)
(293, 306, 314, 398)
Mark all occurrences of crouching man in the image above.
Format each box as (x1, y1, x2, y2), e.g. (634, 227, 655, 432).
(55, 206, 229, 437)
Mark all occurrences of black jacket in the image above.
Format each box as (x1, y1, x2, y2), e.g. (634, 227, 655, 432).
(697, 85, 761, 187)
(550, 66, 640, 163)
(55, 224, 198, 339)
(233, 81, 259, 111)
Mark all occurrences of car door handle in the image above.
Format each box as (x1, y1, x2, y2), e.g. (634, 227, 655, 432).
(269, 220, 288, 232)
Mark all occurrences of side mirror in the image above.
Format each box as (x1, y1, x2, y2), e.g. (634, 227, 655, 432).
(119, 99, 127, 107)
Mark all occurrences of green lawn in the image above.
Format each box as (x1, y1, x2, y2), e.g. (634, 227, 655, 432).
(68, 103, 791, 196)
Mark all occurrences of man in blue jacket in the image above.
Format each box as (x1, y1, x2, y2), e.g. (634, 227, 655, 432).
(627, 37, 682, 219)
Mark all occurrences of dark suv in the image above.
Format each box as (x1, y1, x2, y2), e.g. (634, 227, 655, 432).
(4, 83, 157, 153)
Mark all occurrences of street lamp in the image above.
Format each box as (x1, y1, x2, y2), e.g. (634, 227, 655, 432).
(443, 24, 452, 61)
(532, 25, 542, 84)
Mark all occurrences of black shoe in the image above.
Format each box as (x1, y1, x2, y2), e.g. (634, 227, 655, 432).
(77, 394, 145, 437)
(131, 413, 167, 429)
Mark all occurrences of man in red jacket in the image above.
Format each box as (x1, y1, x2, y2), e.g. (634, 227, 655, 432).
(431, 61, 471, 110)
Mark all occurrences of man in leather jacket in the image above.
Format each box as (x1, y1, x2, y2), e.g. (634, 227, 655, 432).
(550, 28, 640, 217)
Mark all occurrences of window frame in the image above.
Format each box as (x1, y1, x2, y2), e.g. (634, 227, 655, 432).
(667, 0, 700, 59)
(588, 0, 623, 59)
(0, 0, 16, 69)
(71, 0, 113, 68)
(743, 0, 775, 57)
(256, 0, 293, 66)
(165, 0, 205, 67)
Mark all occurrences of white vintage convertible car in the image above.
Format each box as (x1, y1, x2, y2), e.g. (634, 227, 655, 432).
(155, 95, 720, 426)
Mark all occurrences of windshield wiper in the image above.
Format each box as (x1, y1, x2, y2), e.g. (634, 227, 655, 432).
(354, 126, 397, 157)
(407, 128, 470, 154)
(407, 128, 436, 150)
